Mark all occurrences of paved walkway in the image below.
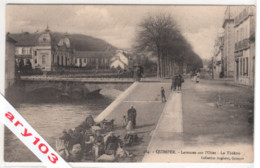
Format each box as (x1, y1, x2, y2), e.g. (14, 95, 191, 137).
(142, 91, 184, 162)
(94, 81, 171, 161)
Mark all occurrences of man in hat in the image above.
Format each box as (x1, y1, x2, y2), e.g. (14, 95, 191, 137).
(127, 105, 137, 128)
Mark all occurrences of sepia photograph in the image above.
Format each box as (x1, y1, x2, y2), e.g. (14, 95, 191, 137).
(4, 4, 255, 163)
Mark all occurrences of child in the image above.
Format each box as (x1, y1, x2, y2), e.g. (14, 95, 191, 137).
(122, 115, 127, 127)
(161, 87, 167, 102)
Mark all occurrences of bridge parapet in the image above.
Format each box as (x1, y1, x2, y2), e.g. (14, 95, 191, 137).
(19, 76, 133, 99)
(21, 76, 134, 83)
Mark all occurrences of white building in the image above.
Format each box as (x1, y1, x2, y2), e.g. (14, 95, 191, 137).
(110, 50, 129, 69)
(74, 51, 112, 69)
(10, 27, 73, 72)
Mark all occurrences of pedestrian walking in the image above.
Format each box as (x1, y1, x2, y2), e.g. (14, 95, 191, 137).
(161, 87, 167, 102)
(178, 74, 184, 90)
(196, 71, 200, 83)
(175, 76, 181, 91)
(171, 75, 177, 92)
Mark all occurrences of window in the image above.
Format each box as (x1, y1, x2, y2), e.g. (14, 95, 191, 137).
(243, 58, 245, 75)
(245, 26, 247, 39)
(22, 48, 26, 54)
(61, 56, 63, 66)
(84, 58, 87, 63)
(237, 30, 240, 41)
(15, 48, 19, 54)
(42, 55, 46, 65)
(239, 58, 243, 76)
(57, 56, 59, 65)
(241, 28, 244, 40)
(35, 59, 37, 64)
(245, 57, 248, 76)
(34, 51, 37, 56)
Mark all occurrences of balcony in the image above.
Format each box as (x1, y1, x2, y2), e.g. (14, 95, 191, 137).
(235, 39, 249, 52)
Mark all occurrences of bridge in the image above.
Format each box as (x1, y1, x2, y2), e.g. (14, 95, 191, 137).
(19, 76, 134, 99)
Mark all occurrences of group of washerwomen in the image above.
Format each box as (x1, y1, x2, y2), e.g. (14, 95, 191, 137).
(56, 115, 136, 162)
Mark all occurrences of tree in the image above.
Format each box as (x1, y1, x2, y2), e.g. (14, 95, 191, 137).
(135, 13, 202, 78)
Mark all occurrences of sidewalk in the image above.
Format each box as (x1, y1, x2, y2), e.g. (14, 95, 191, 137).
(95, 81, 171, 162)
(142, 91, 184, 162)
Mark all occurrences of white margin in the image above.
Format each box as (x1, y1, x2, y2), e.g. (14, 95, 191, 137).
(0, 0, 257, 168)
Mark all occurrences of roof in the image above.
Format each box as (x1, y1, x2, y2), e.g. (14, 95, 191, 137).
(8, 30, 117, 52)
(6, 34, 17, 43)
(222, 6, 246, 28)
(110, 59, 127, 68)
(74, 51, 115, 58)
(9, 31, 66, 47)
(9, 32, 40, 46)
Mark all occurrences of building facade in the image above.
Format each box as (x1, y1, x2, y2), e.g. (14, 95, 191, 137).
(74, 51, 112, 69)
(213, 35, 224, 79)
(234, 6, 255, 86)
(11, 28, 74, 72)
(10, 28, 117, 72)
(222, 7, 236, 78)
(110, 50, 129, 70)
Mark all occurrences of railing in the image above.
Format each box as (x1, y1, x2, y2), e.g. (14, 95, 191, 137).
(235, 39, 250, 52)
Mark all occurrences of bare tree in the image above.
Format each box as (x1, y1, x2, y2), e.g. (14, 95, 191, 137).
(135, 13, 202, 78)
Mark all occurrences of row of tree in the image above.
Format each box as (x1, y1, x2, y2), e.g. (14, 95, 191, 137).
(134, 13, 203, 78)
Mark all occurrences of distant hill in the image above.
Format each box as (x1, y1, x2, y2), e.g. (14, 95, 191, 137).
(9, 31, 117, 51)
(51, 32, 117, 51)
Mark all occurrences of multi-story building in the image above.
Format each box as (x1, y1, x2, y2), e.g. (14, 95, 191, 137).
(213, 35, 224, 78)
(234, 6, 255, 86)
(222, 6, 236, 78)
(10, 27, 74, 72)
(74, 51, 112, 69)
(9, 27, 117, 72)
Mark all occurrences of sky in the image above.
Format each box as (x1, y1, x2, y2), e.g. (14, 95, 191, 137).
(6, 5, 227, 60)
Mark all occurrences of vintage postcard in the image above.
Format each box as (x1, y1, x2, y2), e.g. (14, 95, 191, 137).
(2, 3, 256, 165)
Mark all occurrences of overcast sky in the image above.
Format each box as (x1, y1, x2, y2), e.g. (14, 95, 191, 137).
(6, 5, 227, 60)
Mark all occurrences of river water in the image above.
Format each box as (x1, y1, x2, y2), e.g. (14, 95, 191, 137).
(4, 89, 122, 162)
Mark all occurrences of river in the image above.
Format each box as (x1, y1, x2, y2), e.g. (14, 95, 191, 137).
(4, 88, 122, 162)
